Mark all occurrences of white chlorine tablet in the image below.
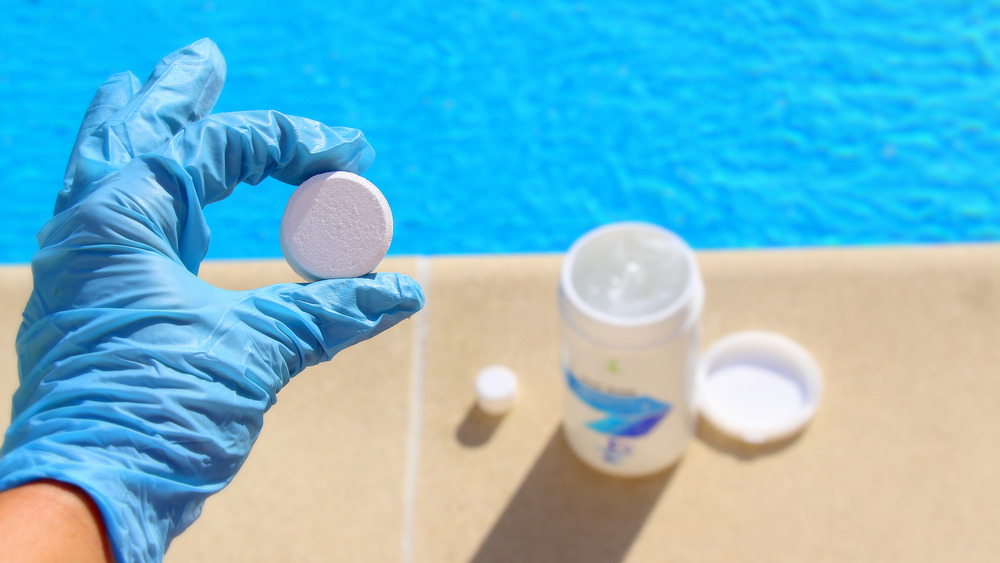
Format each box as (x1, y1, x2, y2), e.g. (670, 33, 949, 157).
(475, 365, 519, 416)
(280, 171, 393, 280)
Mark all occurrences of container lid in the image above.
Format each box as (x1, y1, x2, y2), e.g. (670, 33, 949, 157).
(696, 331, 823, 444)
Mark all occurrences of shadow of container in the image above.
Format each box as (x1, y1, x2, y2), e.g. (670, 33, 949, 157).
(470, 427, 676, 563)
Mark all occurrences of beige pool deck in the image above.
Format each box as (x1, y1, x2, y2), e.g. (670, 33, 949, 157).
(1, 245, 999, 562)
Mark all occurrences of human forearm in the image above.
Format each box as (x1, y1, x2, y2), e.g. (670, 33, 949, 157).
(0, 480, 113, 563)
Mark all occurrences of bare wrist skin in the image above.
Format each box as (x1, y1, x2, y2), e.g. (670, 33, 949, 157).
(0, 480, 113, 563)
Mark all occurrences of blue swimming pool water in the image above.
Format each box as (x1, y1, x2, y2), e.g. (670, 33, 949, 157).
(1, 1, 998, 263)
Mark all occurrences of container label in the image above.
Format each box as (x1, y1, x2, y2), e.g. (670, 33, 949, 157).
(566, 370, 671, 463)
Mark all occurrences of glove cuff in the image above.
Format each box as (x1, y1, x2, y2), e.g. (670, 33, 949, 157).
(0, 445, 216, 563)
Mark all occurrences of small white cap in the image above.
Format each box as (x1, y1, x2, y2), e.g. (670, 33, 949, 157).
(475, 365, 519, 416)
(697, 331, 823, 444)
(280, 171, 393, 281)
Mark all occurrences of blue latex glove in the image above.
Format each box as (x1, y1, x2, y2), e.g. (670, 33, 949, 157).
(0, 39, 424, 562)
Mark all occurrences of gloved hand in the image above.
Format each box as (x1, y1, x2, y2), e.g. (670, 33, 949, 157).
(0, 38, 424, 562)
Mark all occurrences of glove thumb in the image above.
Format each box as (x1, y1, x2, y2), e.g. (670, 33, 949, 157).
(246, 272, 425, 376)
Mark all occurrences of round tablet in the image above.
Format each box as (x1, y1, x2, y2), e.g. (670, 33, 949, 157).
(475, 365, 519, 416)
(280, 171, 393, 280)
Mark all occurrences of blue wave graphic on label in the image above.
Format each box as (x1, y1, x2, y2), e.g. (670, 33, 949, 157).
(566, 370, 671, 438)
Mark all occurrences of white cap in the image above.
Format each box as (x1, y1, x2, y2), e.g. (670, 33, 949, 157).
(475, 365, 519, 416)
(280, 171, 393, 281)
(697, 331, 823, 444)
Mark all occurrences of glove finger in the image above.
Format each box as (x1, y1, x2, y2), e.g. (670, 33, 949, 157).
(137, 110, 373, 272)
(160, 110, 375, 202)
(58, 38, 226, 214)
(244, 273, 424, 377)
(39, 111, 374, 274)
(61, 71, 142, 193)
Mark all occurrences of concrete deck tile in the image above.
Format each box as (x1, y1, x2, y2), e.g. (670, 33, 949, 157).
(163, 258, 420, 562)
(0, 266, 32, 434)
(3, 245, 1000, 562)
(413, 246, 1000, 563)
(411, 255, 567, 563)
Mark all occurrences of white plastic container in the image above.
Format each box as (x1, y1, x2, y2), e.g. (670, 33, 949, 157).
(558, 222, 704, 477)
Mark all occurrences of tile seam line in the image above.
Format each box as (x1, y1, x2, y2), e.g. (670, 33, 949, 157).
(402, 255, 430, 563)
